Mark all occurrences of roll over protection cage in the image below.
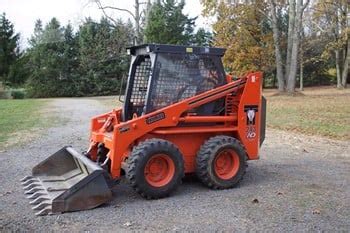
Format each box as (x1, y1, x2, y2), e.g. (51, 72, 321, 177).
(123, 44, 227, 121)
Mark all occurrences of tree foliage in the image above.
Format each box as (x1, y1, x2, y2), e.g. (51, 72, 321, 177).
(201, 0, 345, 90)
(0, 13, 20, 84)
(203, 1, 275, 76)
(144, 0, 213, 46)
(312, 0, 349, 88)
(2, 0, 348, 97)
(144, 0, 196, 45)
(26, 18, 66, 97)
(26, 17, 133, 97)
(193, 28, 213, 47)
(78, 18, 132, 96)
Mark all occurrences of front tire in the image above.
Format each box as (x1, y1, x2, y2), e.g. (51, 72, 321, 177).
(126, 139, 184, 199)
(196, 136, 247, 189)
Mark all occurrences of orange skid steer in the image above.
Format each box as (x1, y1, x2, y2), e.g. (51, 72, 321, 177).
(21, 44, 266, 215)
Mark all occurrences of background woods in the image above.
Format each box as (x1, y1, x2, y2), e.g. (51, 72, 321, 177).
(0, 0, 348, 98)
(201, 0, 348, 91)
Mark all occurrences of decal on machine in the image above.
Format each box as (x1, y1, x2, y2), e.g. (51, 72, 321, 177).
(118, 125, 130, 133)
(244, 105, 258, 140)
(146, 112, 165, 124)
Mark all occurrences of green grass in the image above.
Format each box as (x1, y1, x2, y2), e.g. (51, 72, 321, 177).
(0, 99, 49, 149)
(265, 87, 350, 140)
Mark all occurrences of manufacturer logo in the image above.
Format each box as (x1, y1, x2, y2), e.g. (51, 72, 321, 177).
(244, 105, 258, 140)
(146, 112, 165, 124)
(118, 125, 130, 133)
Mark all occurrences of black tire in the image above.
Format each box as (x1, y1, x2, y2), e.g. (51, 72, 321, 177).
(196, 136, 247, 189)
(126, 138, 185, 199)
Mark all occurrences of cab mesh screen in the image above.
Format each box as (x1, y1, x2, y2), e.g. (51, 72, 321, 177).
(149, 53, 224, 112)
(130, 56, 151, 106)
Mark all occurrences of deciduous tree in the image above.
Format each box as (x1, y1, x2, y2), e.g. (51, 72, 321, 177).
(201, 1, 275, 76)
(312, 0, 349, 88)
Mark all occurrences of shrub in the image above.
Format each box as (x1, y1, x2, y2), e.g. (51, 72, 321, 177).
(11, 89, 26, 99)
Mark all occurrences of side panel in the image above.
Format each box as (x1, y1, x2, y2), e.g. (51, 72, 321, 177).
(237, 72, 263, 160)
(260, 96, 267, 146)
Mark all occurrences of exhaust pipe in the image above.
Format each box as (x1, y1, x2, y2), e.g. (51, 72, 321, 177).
(21, 146, 112, 216)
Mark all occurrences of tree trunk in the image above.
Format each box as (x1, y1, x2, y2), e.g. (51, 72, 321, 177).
(341, 39, 349, 87)
(143, 0, 151, 43)
(287, 37, 299, 92)
(270, 0, 285, 92)
(285, 0, 296, 82)
(299, 26, 304, 91)
(300, 52, 303, 91)
(134, 0, 140, 45)
(335, 49, 342, 88)
(287, 0, 302, 93)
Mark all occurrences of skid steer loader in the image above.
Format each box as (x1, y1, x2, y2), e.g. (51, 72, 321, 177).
(21, 44, 266, 216)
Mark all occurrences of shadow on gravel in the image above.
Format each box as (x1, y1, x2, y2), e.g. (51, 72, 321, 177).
(105, 165, 280, 205)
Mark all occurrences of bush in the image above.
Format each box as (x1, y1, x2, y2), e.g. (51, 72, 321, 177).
(0, 90, 11, 99)
(11, 89, 26, 99)
(0, 82, 11, 99)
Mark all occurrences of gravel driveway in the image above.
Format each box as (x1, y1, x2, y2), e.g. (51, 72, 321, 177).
(1, 97, 349, 232)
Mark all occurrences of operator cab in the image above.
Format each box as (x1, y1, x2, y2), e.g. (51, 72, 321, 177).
(123, 44, 227, 121)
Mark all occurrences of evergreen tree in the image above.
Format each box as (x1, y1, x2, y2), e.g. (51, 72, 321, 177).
(144, 0, 196, 45)
(60, 23, 80, 96)
(77, 18, 100, 95)
(29, 19, 44, 47)
(26, 17, 132, 97)
(78, 17, 132, 96)
(27, 18, 65, 97)
(192, 28, 212, 46)
(7, 53, 30, 87)
(0, 13, 20, 83)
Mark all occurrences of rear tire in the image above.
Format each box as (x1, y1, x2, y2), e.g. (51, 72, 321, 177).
(126, 139, 184, 199)
(196, 136, 247, 189)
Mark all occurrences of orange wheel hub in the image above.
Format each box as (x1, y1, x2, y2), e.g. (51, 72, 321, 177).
(144, 154, 175, 187)
(214, 149, 240, 180)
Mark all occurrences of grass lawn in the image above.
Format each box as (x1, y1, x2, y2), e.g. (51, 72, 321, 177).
(265, 87, 350, 140)
(0, 99, 49, 149)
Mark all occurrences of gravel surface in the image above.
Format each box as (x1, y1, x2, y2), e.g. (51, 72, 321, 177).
(0, 98, 349, 232)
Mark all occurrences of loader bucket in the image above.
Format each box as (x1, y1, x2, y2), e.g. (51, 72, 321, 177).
(21, 146, 112, 216)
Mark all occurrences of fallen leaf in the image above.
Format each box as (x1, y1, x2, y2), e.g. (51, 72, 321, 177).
(312, 209, 321, 214)
(252, 198, 259, 203)
(123, 222, 132, 227)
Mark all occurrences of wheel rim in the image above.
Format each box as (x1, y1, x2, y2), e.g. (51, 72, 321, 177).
(144, 154, 175, 187)
(214, 149, 240, 180)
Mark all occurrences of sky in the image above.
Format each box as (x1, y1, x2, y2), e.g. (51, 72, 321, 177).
(1, 0, 212, 49)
